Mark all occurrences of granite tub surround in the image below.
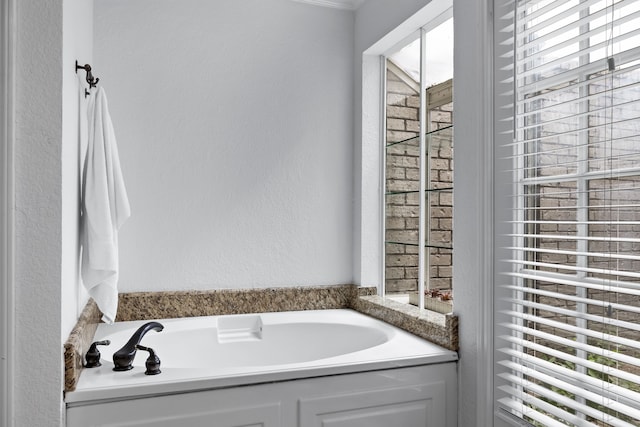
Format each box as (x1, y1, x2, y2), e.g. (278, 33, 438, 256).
(63, 284, 459, 393)
(63, 299, 102, 393)
(115, 284, 359, 321)
(352, 295, 458, 351)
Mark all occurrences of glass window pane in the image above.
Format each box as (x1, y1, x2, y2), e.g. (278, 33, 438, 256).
(385, 38, 421, 299)
(383, 14, 454, 311)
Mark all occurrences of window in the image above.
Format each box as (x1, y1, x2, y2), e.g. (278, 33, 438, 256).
(496, 1, 640, 425)
(382, 12, 454, 313)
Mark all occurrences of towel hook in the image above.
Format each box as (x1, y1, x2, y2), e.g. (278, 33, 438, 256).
(75, 60, 100, 98)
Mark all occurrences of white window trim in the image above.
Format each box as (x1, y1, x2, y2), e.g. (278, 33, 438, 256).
(1, 0, 15, 426)
(454, 0, 496, 425)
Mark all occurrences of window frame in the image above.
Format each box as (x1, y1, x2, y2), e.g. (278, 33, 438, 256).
(0, 0, 15, 426)
(379, 8, 454, 311)
(495, 0, 640, 425)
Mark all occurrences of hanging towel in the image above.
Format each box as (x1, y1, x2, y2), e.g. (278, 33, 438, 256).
(81, 87, 131, 324)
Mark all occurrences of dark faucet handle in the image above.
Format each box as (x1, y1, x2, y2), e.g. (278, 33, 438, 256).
(84, 340, 111, 368)
(136, 345, 161, 375)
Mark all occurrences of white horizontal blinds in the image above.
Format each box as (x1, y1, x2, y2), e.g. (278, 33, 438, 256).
(498, 0, 640, 426)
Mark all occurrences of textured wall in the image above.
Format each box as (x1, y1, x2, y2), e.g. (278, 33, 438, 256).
(14, 1, 64, 425)
(94, 0, 355, 292)
(12, 0, 96, 424)
(62, 0, 93, 345)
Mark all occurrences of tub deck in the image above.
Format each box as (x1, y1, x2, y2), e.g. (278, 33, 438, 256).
(66, 309, 457, 404)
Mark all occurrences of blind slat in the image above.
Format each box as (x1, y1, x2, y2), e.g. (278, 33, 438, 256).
(517, 27, 640, 82)
(511, 220, 640, 226)
(516, 96, 640, 134)
(500, 334, 640, 383)
(517, 8, 640, 69)
(499, 322, 640, 369)
(498, 384, 604, 427)
(517, 78, 640, 124)
(498, 354, 640, 413)
(507, 232, 640, 244)
(516, 45, 640, 95)
(516, 0, 603, 42)
(498, 396, 574, 427)
(505, 268, 640, 294)
(507, 233, 640, 243)
(507, 202, 640, 211)
(515, 61, 640, 110)
(506, 259, 640, 282)
(498, 358, 640, 420)
(514, 166, 640, 184)
(500, 293, 640, 334)
(500, 308, 640, 352)
(499, 380, 636, 427)
(514, 113, 640, 145)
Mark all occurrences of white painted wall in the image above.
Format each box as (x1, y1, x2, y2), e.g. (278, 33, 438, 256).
(94, 0, 355, 292)
(13, 1, 64, 425)
(10, 0, 93, 425)
(61, 0, 93, 343)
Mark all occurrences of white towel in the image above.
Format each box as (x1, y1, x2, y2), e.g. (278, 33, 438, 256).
(81, 87, 131, 324)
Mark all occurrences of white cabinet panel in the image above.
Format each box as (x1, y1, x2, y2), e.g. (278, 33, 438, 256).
(67, 392, 282, 427)
(306, 403, 427, 427)
(299, 382, 446, 427)
(111, 403, 281, 427)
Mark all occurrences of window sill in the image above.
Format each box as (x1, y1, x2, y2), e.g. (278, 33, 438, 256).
(351, 292, 458, 352)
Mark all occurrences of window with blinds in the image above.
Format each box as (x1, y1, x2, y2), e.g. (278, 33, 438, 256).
(496, 0, 640, 426)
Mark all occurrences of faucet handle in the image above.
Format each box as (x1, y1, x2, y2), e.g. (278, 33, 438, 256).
(84, 340, 111, 368)
(136, 345, 161, 375)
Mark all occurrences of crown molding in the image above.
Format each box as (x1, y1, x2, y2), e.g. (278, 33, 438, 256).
(289, 0, 365, 11)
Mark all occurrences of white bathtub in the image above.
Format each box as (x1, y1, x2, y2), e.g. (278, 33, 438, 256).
(67, 309, 458, 404)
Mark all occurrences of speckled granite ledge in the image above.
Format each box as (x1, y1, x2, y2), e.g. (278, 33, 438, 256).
(116, 284, 358, 321)
(63, 284, 458, 393)
(63, 299, 102, 393)
(351, 295, 458, 351)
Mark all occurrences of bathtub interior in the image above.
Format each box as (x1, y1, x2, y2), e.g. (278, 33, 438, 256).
(100, 313, 393, 368)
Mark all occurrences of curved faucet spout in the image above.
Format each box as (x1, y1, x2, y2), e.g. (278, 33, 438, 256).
(113, 321, 164, 371)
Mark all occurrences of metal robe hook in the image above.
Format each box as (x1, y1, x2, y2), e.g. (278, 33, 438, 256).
(75, 60, 100, 98)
